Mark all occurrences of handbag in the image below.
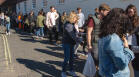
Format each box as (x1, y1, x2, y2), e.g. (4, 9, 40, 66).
(83, 53, 96, 77)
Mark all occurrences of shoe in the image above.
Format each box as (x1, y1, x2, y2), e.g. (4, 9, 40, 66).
(61, 72, 67, 77)
(69, 71, 77, 76)
(8, 32, 10, 35)
(6, 32, 8, 35)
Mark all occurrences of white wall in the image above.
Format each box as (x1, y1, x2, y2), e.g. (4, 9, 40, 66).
(16, 0, 139, 18)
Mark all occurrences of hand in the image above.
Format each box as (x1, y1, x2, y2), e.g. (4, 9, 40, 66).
(88, 45, 93, 53)
(79, 29, 84, 32)
(122, 36, 129, 48)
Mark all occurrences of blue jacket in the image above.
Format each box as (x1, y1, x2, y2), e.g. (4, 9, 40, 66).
(62, 22, 82, 45)
(98, 33, 134, 77)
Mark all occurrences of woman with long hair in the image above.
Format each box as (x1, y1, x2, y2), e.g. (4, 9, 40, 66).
(98, 8, 134, 77)
(126, 4, 139, 73)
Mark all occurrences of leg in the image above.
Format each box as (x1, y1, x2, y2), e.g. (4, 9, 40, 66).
(40, 27, 44, 37)
(129, 62, 134, 77)
(48, 27, 53, 42)
(7, 23, 10, 33)
(62, 44, 71, 72)
(74, 43, 80, 55)
(69, 45, 74, 71)
(36, 27, 40, 37)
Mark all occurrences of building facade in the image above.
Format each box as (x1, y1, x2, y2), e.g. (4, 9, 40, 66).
(16, 0, 139, 17)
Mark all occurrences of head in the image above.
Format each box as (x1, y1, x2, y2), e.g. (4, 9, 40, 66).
(77, 7, 82, 13)
(95, 8, 99, 13)
(1, 12, 4, 16)
(68, 11, 79, 24)
(4, 15, 8, 18)
(38, 11, 43, 16)
(99, 3, 110, 17)
(50, 6, 55, 12)
(88, 14, 93, 19)
(63, 11, 67, 16)
(99, 8, 132, 38)
(95, 12, 101, 19)
(126, 4, 139, 27)
(126, 4, 137, 17)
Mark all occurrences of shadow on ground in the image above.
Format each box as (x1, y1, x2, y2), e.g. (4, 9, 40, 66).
(35, 48, 64, 59)
(46, 46, 63, 51)
(46, 59, 85, 74)
(16, 58, 61, 77)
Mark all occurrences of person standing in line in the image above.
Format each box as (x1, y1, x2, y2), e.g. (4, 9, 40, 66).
(45, 6, 59, 43)
(61, 11, 82, 77)
(74, 7, 85, 56)
(126, 4, 139, 77)
(28, 11, 36, 34)
(98, 8, 134, 77)
(17, 12, 23, 29)
(61, 11, 68, 33)
(87, 4, 110, 75)
(54, 9, 61, 44)
(0, 12, 4, 26)
(36, 11, 45, 39)
(5, 14, 11, 35)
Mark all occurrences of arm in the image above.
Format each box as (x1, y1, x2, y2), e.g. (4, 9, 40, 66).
(55, 12, 59, 20)
(106, 35, 134, 70)
(87, 18, 94, 49)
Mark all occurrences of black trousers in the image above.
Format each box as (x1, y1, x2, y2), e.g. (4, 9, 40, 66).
(48, 27, 59, 42)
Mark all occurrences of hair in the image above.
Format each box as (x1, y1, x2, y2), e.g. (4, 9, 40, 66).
(99, 3, 110, 11)
(99, 8, 132, 38)
(126, 4, 139, 27)
(88, 14, 93, 18)
(38, 11, 43, 15)
(63, 11, 66, 15)
(77, 7, 81, 11)
(50, 6, 55, 9)
(67, 11, 78, 24)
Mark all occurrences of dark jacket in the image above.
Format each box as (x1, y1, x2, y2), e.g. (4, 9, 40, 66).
(62, 22, 82, 45)
(134, 26, 139, 45)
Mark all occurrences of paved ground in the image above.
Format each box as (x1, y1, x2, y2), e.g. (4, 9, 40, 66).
(0, 29, 86, 77)
(0, 28, 139, 77)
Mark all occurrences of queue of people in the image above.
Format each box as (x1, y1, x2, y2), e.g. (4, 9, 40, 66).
(0, 3, 139, 77)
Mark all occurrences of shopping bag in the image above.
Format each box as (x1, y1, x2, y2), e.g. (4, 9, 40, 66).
(83, 53, 96, 77)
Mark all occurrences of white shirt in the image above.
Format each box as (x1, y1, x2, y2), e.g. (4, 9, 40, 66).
(127, 33, 137, 46)
(77, 12, 85, 28)
(0, 14, 4, 19)
(46, 12, 59, 28)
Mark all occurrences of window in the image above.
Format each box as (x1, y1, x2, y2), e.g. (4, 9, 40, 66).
(59, 0, 65, 4)
(43, 0, 47, 7)
(24, 1, 27, 12)
(32, 0, 36, 9)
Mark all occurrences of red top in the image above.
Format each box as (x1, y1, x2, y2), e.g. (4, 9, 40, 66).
(87, 18, 94, 28)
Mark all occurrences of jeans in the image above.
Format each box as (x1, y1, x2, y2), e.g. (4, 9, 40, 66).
(36, 27, 44, 37)
(62, 43, 74, 72)
(6, 23, 10, 33)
